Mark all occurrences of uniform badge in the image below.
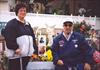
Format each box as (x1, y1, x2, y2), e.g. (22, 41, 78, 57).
(75, 44, 78, 48)
(59, 40, 64, 47)
(72, 39, 78, 43)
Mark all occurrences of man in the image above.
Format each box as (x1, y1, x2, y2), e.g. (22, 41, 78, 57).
(52, 21, 95, 70)
(4, 3, 38, 70)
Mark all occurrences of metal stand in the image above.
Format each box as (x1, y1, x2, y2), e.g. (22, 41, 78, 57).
(0, 36, 5, 70)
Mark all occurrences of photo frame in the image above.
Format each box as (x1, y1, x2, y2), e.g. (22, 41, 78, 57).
(38, 35, 46, 56)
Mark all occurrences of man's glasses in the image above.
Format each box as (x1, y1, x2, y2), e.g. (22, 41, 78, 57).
(64, 24, 72, 27)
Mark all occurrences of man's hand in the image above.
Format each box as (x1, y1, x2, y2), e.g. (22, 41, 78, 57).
(84, 63, 91, 70)
(57, 60, 64, 66)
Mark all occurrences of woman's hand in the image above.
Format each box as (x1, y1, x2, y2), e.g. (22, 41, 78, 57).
(15, 48, 21, 55)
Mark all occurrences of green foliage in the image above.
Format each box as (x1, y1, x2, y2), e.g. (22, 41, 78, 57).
(0, 53, 8, 70)
(73, 22, 80, 31)
(73, 20, 91, 32)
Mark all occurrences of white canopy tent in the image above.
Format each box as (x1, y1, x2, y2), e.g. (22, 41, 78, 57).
(0, 12, 73, 29)
(0, 12, 99, 29)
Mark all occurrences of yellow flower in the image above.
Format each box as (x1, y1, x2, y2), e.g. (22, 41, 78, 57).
(43, 49, 53, 61)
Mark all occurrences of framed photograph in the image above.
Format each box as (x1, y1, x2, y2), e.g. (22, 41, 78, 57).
(38, 35, 46, 56)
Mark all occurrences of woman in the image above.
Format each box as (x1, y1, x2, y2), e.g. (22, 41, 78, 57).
(4, 3, 38, 70)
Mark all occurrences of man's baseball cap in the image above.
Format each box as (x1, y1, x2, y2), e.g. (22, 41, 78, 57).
(63, 21, 73, 26)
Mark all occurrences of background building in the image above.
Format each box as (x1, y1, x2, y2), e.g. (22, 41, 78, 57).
(0, 0, 100, 17)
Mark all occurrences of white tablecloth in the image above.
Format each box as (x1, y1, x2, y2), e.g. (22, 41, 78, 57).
(27, 61, 55, 70)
